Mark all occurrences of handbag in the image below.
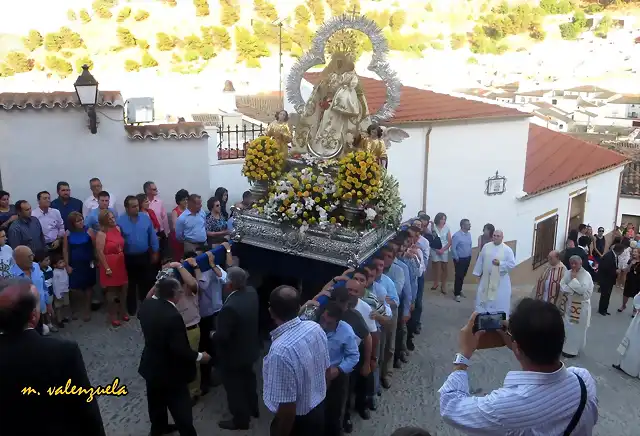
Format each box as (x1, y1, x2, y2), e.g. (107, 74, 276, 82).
(563, 374, 587, 436)
(428, 226, 443, 250)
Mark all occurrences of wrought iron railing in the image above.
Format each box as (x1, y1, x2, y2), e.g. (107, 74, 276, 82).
(217, 123, 265, 160)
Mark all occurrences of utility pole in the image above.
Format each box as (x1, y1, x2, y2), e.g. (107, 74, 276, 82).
(273, 17, 286, 98)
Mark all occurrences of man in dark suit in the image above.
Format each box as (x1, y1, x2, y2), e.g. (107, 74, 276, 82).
(563, 236, 595, 277)
(138, 277, 211, 436)
(0, 277, 105, 436)
(598, 243, 624, 316)
(213, 267, 260, 431)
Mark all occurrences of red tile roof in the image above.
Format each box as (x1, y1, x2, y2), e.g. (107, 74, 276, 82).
(524, 124, 628, 195)
(0, 91, 123, 109)
(303, 73, 528, 123)
(125, 122, 208, 140)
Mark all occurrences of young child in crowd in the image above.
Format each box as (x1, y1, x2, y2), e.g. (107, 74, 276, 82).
(0, 229, 14, 278)
(52, 255, 72, 327)
(35, 250, 56, 334)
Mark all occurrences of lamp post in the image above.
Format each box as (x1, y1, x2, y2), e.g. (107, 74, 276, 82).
(272, 17, 285, 97)
(73, 64, 99, 134)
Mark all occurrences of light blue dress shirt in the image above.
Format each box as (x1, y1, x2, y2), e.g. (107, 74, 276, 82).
(393, 259, 413, 315)
(85, 207, 118, 232)
(10, 262, 47, 312)
(198, 267, 228, 317)
(116, 213, 159, 254)
(452, 230, 473, 260)
(326, 320, 360, 374)
(175, 209, 207, 243)
(376, 273, 399, 306)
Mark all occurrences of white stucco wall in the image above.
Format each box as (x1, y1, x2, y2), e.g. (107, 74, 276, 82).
(0, 108, 211, 212)
(618, 196, 640, 222)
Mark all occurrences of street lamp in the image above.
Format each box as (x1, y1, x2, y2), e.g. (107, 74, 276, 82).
(272, 17, 286, 97)
(74, 64, 99, 134)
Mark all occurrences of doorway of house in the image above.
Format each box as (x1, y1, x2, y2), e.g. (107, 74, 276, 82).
(568, 192, 586, 236)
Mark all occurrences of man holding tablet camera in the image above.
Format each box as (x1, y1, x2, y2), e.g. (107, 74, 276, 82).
(439, 299, 598, 435)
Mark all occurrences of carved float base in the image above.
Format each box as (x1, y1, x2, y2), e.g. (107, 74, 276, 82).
(231, 210, 395, 267)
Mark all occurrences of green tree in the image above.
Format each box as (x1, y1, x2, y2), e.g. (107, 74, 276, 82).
(194, 0, 210, 16)
(220, 0, 240, 26)
(134, 10, 150, 21)
(137, 38, 150, 49)
(467, 56, 478, 64)
(23, 30, 44, 52)
(156, 32, 176, 50)
(493, 1, 509, 14)
(529, 23, 546, 40)
(67, 9, 77, 21)
(0, 64, 15, 77)
(80, 9, 92, 23)
(184, 50, 200, 61)
(254, 0, 278, 20)
(117, 7, 131, 22)
(253, 21, 279, 44)
(539, 0, 573, 15)
(430, 41, 444, 50)
(234, 26, 270, 67)
(290, 23, 313, 50)
(306, 0, 325, 24)
(61, 51, 73, 58)
(184, 35, 203, 51)
(200, 44, 216, 59)
(166, 0, 177, 6)
(117, 27, 136, 47)
(5, 51, 34, 73)
(75, 56, 93, 72)
(595, 15, 612, 38)
(326, 0, 346, 15)
(141, 51, 158, 68)
(44, 56, 73, 77)
(201, 26, 232, 49)
(295, 5, 311, 24)
(59, 27, 83, 48)
(559, 22, 578, 39)
(389, 10, 406, 31)
(451, 33, 466, 49)
(92, 0, 114, 19)
(44, 33, 63, 51)
(124, 59, 141, 71)
(425, 2, 433, 12)
(585, 4, 604, 14)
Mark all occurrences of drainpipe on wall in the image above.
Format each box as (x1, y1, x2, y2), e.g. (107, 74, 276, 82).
(421, 126, 433, 212)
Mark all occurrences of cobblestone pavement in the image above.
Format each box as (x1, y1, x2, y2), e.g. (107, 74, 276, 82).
(59, 282, 639, 436)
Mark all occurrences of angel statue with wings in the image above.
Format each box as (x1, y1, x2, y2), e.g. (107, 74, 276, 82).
(293, 31, 371, 159)
(358, 123, 409, 169)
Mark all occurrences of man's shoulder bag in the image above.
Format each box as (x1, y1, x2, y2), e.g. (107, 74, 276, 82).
(563, 373, 587, 436)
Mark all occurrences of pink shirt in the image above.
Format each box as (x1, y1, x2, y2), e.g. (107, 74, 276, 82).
(32, 207, 64, 243)
(148, 197, 168, 233)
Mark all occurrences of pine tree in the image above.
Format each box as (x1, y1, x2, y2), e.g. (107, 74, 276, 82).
(156, 32, 177, 51)
(23, 30, 44, 52)
(306, 0, 325, 24)
(141, 51, 158, 68)
(254, 0, 278, 21)
(234, 26, 270, 66)
(295, 5, 311, 24)
(117, 27, 136, 47)
(5, 52, 34, 73)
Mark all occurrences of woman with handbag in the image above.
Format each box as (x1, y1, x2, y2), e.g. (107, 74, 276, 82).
(430, 212, 452, 294)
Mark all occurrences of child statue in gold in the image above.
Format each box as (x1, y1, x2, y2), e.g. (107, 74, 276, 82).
(265, 110, 292, 156)
(361, 124, 388, 168)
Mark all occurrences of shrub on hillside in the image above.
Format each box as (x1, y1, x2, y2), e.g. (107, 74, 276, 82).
(67, 10, 77, 21)
(221, 6, 240, 25)
(61, 51, 73, 58)
(451, 33, 466, 49)
(253, 21, 279, 45)
(134, 10, 150, 21)
(559, 9, 587, 40)
(59, 27, 83, 48)
(156, 32, 177, 51)
(539, 0, 573, 15)
(137, 39, 150, 49)
(595, 15, 612, 38)
(92, 0, 114, 19)
(185, 50, 200, 62)
(389, 10, 406, 31)
(201, 26, 232, 49)
(4, 52, 34, 74)
(200, 44, 216, 59)
(184, 35, 202, 51)
(75, 56, 93, 72)
(291, 23, 313, 50)
(44, 56, 73, 77)
(366, 11, 391, 29)
(585, 4, 603, 14)
(254, 0, 278, 21)
(141, 51, 159, 68)
(529, 23, 546, 40)
(117, 7, 131, 22)
(166, 0, 178, 6)
(306, 0, 325, 24)
(0, 64, 15, 77)
(295, 5, 311, 24)
(235, 26, 270, 67)
(430, 41, 444, 50)
(425, 2, 433, 12)
(125, 59, 141, 72)
(467, 56, 478, 64)
(194, 0, 211, 17)
(117, 27, 137, 47)
(326, 0, 346, 16)
(80, 9, 92, 23)
(23, 30, 44, 52)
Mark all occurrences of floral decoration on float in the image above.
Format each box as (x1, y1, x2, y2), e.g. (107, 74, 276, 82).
(336, 150, 381, 225)
(241, 136, 286, 183)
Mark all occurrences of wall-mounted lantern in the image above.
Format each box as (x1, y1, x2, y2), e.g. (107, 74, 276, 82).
(73, 64, 99, 134)
(486, 171, 507, 196)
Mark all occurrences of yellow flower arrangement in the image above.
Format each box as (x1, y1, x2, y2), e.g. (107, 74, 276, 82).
(336, 150, 382, 205)
(242, 136, 285, 183)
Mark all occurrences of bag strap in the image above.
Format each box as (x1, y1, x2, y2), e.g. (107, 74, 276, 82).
(563, 374, 587, 436)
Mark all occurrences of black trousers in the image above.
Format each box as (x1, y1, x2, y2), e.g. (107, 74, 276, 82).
(146, 381, 197, 436)
(270, 401, 325, 436)
(125, 252, 154, 315)
(198, 313, 217, 388)
(221, 364, 258, 426)
(598, 281, 614, 314)
(454, 257, 472, 296)
(325, 373, 348, 436)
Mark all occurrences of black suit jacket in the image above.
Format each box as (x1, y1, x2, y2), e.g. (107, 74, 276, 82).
(598, 250, 619, 284)
(214, 287, 260, 368)
(138, 297, 198, 385)
(0, 329, 105, 436)
(563, 247, 595, 277)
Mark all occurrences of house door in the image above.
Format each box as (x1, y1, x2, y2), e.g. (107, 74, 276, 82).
(568, 192, 586, 235)
(622, 214, 640, 230)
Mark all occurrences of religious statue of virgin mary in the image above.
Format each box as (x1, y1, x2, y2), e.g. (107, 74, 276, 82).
(292, 32, 371, 158)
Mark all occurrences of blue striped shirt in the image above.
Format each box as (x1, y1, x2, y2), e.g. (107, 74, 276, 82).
(326, 320, 359, 374)
(376, 273, 399, 306)
(439, 364, 598, 435)
(263, 318, 329, 415)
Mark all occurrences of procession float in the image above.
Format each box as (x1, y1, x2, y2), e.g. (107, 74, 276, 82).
(231, 12, 409, 285)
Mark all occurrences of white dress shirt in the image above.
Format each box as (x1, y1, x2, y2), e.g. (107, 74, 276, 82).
(439, 364, 598, 435)
(83, 194, 117, 217)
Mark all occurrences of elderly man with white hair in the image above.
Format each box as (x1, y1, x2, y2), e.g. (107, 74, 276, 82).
(559, 255, 594, 358)
(472, 229, 516, 316)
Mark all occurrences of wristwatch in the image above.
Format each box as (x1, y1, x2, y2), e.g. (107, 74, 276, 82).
(453, 353, 471, 367)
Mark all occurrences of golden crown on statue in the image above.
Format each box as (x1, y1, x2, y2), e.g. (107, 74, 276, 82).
(326, 29, 359, 61)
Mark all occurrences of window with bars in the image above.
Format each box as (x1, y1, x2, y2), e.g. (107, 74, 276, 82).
(217, 123, 265, 160)
(532, 215, 558, 269)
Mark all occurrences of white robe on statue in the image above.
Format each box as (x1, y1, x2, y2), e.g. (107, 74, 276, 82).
(616, 294, 640, 377)
(559, 267, 593, 356)
(473, 242, 516, 317)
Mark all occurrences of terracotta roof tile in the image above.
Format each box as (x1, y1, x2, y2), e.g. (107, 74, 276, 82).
(621, 161, 640, 196)
(565, 85, 612, 93)
(610, 95, 640, 105)
(125, 122, 208, 140)
(303, 73, 528, 124)
(524, 124, 628, 195)
(0, 91, 123, 110)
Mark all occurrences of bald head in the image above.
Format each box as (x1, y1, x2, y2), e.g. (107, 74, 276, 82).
(269, 285, 300, 324)
(548, 250, 560, 266)
(493, 229, 504, 245)
(0, 278, 39, 333)
(13, 246, 34, 270)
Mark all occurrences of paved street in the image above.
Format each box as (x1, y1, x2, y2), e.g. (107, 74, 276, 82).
(59, 282, 640, 436)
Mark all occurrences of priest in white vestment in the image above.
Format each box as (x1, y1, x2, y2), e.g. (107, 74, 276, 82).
(531, 250, 565, 305)
(473, 229, 516, 316)
(559, 255, 594, 358)
(614, 294, 640, 378)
